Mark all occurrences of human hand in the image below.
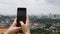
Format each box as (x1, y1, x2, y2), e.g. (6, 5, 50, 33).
(4, 19, 21, 34)
(4, 16, 30, 34)
(20, 16, 30, 34)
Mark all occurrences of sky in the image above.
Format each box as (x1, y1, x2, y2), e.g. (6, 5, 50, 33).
(0, 0, 60, 15)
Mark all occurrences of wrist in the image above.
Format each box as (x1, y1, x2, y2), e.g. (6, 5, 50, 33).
(4, 30, 10, 34)
(23, 29, 30, 34)
(24, 32, 30, 34)
(4, 30, 13, 34)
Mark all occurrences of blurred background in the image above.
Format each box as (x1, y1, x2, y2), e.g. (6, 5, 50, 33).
(0, 0, 60, 34)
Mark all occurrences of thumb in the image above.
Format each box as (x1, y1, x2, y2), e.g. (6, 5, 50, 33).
(11, 27, 21, 32)
(20, 21, 24, 26)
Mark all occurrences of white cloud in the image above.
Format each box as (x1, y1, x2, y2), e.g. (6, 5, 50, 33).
(0, 0, 17, 15)
(0, 0, 60, 15)
(46, 0, 60, 6)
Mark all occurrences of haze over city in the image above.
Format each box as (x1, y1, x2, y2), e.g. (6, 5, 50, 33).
(0, 0, 60, 15)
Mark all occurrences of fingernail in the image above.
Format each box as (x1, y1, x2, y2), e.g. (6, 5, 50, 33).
(20, 21, 23, 23)
(20, 21, 24, 25)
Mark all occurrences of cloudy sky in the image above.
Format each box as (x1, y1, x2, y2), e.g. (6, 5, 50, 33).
(0, 0, 60, 15)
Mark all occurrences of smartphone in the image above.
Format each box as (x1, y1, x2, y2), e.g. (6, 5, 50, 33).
(17, 7, 26, 27)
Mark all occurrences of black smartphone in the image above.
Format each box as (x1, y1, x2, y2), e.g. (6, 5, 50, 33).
(17, 7, 26, 27)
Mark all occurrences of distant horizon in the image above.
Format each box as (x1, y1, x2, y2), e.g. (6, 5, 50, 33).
(0, 13, 60, 16)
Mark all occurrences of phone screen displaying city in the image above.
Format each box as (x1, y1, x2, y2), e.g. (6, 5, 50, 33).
(17, 8, 26, 27)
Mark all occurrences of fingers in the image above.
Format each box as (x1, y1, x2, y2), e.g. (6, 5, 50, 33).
(26, 16, 29, 25)
(12, 18, 17, 26)
(20, 16, 29, 26)
(20, 21, 24, 26)
(14, 27, 21, 30)
(12, 27, 21, 32)
(19, 21, 30, 34)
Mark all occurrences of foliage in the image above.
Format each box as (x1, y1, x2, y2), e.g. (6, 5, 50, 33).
(30, 28, 54, 34)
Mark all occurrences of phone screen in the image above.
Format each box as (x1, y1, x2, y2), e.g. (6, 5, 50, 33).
(17, 8, 26, 27)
